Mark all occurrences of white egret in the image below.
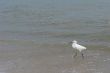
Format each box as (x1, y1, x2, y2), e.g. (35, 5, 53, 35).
(70, 40, 87, 58)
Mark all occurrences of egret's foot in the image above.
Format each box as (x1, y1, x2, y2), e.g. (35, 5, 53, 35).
(81, 53, 84, 59)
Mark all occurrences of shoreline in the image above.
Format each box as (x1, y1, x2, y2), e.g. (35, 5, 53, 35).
(0, 43, 109, 73)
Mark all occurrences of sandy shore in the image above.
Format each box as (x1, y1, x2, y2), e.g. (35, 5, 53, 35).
(0, 43, 110, 73)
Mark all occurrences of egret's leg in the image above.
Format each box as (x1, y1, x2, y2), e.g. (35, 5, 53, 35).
(73, 52, 77, 58)
(81, 53, 84, 59)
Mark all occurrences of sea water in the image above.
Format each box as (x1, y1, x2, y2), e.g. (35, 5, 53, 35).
(0, 0, 110, 73)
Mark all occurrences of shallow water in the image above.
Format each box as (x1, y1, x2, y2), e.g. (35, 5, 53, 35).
(0, 0, 110, 73)
(0, 0, 110, 45)
(0, 43, 110, 73)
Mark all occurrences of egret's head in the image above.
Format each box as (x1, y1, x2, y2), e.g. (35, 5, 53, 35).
(68, 40, 77, 44)
(72, 40, 77, 43)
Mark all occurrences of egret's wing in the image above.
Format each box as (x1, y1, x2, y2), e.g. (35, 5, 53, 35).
(76, 44, 86, 49)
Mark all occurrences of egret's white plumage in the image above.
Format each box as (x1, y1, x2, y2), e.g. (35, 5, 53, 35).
(72, 40, 86, 52)
(71, 40, 86, 58)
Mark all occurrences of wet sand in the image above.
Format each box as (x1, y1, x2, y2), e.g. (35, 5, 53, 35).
(0, 43, 110, 73)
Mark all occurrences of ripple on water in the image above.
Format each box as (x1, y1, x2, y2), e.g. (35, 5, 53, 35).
(62, 68, 78, 73)
(0, 60, 16, 73)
